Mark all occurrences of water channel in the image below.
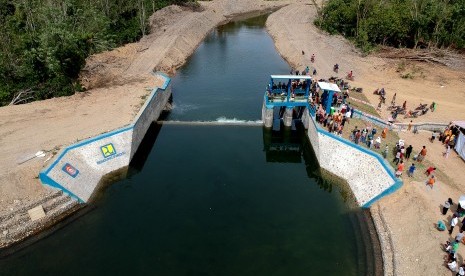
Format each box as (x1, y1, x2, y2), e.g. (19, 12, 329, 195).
(0, 14, 379, 275)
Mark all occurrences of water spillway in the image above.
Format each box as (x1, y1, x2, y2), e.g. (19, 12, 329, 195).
(0, 14, 380, 275)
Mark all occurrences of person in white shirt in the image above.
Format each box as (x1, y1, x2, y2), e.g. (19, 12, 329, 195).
(450, 215, 459, 235)
(448, 258, 458, 272)
(458, 264, 465, 276)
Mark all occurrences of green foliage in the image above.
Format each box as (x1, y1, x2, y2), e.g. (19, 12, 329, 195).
(0, 0, 194, 106)
(316, 0, 465, 52)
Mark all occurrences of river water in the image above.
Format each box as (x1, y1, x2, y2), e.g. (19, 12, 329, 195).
(0, 14, 377, 275)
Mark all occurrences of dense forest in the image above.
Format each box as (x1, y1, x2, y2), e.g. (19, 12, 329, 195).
(315, 0, 465, 52)
(0, 0, 193, 106)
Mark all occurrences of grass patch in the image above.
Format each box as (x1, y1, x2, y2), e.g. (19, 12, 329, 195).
(324, 117, 400, 164)
(347, 91, 380, 117)
(396, 60, 425, 80)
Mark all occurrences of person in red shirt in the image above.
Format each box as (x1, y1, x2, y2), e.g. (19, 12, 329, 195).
(396, 160, 405, 177)
(425, 166, 436, 176)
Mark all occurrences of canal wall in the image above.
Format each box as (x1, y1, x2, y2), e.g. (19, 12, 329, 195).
(302, 110, 320, 158)
(302, 110, 402, 207)
(39, 73, 171, 202)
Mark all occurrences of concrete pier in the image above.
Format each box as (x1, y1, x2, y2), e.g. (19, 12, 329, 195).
(283, 107, 293, 127)
(262, 103, 274, 128)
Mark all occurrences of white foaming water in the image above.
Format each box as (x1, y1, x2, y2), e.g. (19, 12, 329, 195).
(160, 117, 262, 126)
(171, 103, 201, 114)
(215, 117, 262, 124)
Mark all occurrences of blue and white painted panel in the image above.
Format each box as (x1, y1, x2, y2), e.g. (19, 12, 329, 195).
(40, 73, 172, 202)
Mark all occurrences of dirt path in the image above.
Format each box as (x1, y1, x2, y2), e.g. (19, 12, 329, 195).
(267, 3, 465, 275)
(0, 0, 293, 212)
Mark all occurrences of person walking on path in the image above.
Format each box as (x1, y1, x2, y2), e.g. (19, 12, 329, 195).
(381, 127, 387, 139)
(383, 145, 389, 159)
(417, 146, 427, 163)
(457, 264, 465, 276)
(443, 198, 453, 215)
(445, 145, 451, 158)
(393, 150, 401, 165)
(431, 101, 436, 112)
(450, 214, 459, 235)
(426, 175, 435, 189)
(407, 120, 413, 131)
(405, 145, 413, 159)
(408, 163, 416, 177)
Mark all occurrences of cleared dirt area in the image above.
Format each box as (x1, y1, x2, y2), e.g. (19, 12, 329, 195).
(267, 3, 465, 275)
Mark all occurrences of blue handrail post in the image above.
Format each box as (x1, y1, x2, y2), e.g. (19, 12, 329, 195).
(287, 79, 291, 103)
(305, 80, 310, 98)
(326, 90, 334, 114)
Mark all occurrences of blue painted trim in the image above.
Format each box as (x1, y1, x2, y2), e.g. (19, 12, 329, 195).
(362, 179, 403, 208)
(40, 73, 172, 202)
(152, 71, 171, 90)
(39, 172, 84, 203)
(314, 122, 403, 208)
(43, 125, 133, 175)
(265, 101, 310, 108)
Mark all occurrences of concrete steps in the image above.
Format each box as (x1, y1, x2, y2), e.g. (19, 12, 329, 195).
(0, 190, 82, 249)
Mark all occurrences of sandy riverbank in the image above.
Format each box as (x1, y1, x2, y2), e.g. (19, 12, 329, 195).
(267, 3, 465, 275)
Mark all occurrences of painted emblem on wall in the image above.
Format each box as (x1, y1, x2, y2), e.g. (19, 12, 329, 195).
(97, 142, 125, 165)
(62, 163, 79, 178)
(101, 143, 116, 158)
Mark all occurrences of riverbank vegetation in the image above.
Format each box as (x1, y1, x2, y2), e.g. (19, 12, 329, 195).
(315, 0, 465, 52)
(0, 0, 195, 106)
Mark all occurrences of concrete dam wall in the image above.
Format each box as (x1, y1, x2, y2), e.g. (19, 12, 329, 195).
(39, 73, 172, 202)
(302, 110, 402, 207)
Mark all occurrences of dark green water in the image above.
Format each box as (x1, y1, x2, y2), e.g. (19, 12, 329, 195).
(0, 15, 374, 275)
(168, 15, 289, 121)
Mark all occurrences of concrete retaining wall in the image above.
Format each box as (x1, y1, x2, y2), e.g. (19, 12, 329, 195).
(302, 110, 320, 160)
(353, 109, 448, 132)
(39, 73, 171, 202)
(395, 122, 448, 132)
(131, 75, 172, 159)
(302, 109, 402, 207)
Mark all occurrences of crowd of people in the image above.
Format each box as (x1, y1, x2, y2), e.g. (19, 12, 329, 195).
(315, 103, 354, 136)
(297, 56, 463, 274)
(439, 198, 465, 275)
